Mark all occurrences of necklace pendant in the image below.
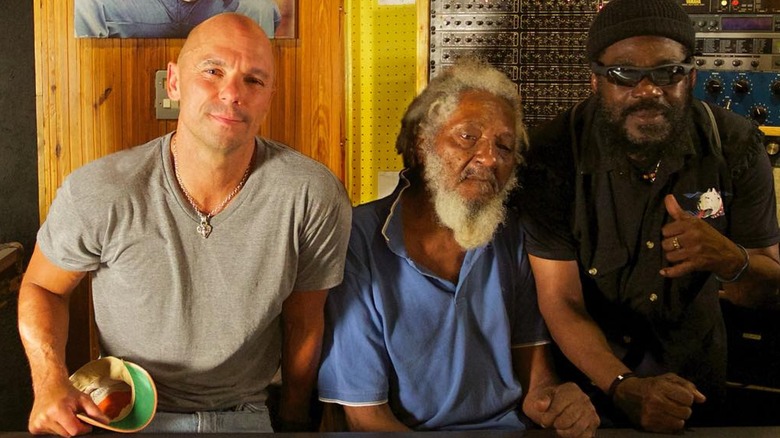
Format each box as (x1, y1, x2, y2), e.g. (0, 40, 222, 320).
(172, 135, 253, 240)
(197, 216, 212, 238)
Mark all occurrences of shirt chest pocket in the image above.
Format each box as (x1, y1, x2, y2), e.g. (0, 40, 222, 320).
(580, 246, 629, 302)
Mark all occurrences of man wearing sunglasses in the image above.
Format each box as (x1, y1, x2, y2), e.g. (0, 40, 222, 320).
(512, 0, 780, 433)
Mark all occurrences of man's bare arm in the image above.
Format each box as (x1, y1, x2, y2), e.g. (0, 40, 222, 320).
(18, 244, 107, 436)
(279, 289, 328, 429)
(530, 255, 704, 433)
(529, 256, 630, 392)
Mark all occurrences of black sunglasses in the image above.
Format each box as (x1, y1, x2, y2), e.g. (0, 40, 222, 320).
(590, 62, 694, 87)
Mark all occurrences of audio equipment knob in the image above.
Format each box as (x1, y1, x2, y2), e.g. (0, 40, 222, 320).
(705, 78, 723, 94)
(766, 140, 780, 156)
(771, 81, 780, 96)
(733, 79, 751, 94)
(751, 106, 769, 124)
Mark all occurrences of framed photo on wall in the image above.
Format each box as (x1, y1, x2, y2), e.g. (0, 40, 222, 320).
(74, 0, 295, 39)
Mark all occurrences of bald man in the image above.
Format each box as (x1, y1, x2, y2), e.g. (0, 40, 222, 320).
(19, 13, 350, 435)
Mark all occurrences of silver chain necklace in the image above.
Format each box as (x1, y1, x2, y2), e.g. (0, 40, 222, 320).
(171, 135, 252, 238)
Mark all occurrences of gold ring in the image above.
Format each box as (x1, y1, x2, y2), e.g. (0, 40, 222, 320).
(672, 236, 681, 250)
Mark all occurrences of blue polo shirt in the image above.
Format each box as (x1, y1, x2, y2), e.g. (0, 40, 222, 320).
(318, 175, 550, 431)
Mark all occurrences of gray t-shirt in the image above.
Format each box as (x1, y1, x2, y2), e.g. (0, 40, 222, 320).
(38, 133, 351, 411)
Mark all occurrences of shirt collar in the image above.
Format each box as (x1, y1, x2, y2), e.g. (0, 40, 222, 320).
(381, 169, 411, 253)
(379, 170, 491, 288)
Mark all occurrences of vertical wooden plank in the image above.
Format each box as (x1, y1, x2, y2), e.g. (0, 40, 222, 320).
(85, 39, 115, 160)
(33, 0, 50, 217)
(296, 0, 344, 180)
(120, 38, 139, 149)
(296, 2, 314, 159)
(67, 0, 83, 179)
(267, 39, 299, 147)
(323, 0, 345, 182)
(46, 0, 64, 200)
(56, 0, 75, 181)
(77, 37, 94, 178)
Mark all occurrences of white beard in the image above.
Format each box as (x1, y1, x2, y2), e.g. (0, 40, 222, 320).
(422, 146, 516, 250)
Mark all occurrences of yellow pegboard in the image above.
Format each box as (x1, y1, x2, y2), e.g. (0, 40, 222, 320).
(346, 1, 418, 205)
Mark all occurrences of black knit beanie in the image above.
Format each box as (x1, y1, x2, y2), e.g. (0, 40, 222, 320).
(586, 0, 695, 62)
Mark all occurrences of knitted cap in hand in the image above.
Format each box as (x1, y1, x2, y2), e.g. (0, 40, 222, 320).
(586, 0, 695, 62)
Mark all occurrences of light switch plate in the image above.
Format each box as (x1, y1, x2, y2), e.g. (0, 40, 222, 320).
(155, 70, 179, 120)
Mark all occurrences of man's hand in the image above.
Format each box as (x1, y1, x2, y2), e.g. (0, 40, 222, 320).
(660, 194, 746, 279)
(522, 382, 599, 438)
(613, 373, 706, 433)
(28, 378, 108, 437)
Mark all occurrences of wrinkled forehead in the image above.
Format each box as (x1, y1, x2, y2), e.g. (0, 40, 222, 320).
(447, 91, 516, 128)
(181, 34, 275, 79)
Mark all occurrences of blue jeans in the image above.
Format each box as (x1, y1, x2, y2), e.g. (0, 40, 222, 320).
(74, 0, 281, 38)
(140, 403, 274, 433)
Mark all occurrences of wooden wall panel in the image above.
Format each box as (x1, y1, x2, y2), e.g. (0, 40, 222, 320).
(34, 0, 345, 221)
(34, 0, 344, 367)
(297, 1, 345, 170)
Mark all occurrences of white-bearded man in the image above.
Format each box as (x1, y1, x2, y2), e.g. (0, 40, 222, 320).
(317, 58, 599, 437)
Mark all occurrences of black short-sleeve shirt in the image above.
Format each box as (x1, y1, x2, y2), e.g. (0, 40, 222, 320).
(513, 96, 780, 395)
